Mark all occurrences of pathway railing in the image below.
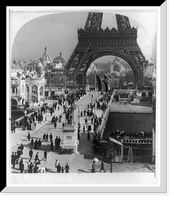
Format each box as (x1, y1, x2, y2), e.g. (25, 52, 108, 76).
(97, 90, 115, 140)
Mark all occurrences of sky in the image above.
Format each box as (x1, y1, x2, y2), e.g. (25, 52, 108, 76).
(10, 10, 156, 64)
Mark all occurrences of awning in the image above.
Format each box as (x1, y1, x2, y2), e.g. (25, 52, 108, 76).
(109, 137, 123, 146)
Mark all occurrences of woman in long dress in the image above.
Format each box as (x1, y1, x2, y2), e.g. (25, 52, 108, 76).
(91, 161, 96, 173)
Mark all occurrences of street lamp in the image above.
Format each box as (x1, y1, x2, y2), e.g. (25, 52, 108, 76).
(109, 141, 113, 173)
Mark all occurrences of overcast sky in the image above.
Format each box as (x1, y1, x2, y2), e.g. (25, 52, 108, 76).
(11, 11, 156, 64)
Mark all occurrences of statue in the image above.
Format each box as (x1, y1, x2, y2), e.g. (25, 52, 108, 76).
(65, 106, 73, 124)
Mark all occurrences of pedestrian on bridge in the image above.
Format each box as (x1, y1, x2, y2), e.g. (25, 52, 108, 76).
(29, 148, 33, 160)
(34, 139, 38, 149)
(27, 132, 31, 141)
(99, 160, 106, 173)
(44, 150, 47, 161)
(87, 132, 91, 141)
(83, 125, 85, 134)
(51, 140, 54, 151)
(46, 133, 49, 142)
(54, 122, 57, 129)
(50, 133, 53, 142)
(34, 152, 39, 163)
(65, 163, 70, 173)
(56, 163, 61, 173)
(31, 138, 34, 148)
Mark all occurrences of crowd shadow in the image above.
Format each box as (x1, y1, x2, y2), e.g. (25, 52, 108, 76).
(77, 169, 91, 173)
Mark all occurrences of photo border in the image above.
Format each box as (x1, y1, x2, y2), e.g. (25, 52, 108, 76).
(4, 3, 167, 193)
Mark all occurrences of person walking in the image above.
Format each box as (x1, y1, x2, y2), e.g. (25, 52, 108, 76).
(43, 133, 46, 142)
(34, 139, 38, 149)
(34, 152, 39, 163)
(91, 161, 96, 173)
(38, 139, 42, 149)
(29, 148, 33, 160)
(88, 124, 91, 133)
(11, 153, 15, 168)
(44, 149, 47, 161)
(83, 125, 85, 134)
(65, 163, 70, 173)
(54, 121, 57, 129)
(49, 133, 53, 142)
(56, 163, 61, 173)
(33, 164, 38, 173)
(61, 166, 65, 173)
(46, 133, 49, 142)
(27, 132, 31, 141)
(55, 160, 58, 172)
(31, 138, 34, 148)
(87, 132, 91, 141)
(55, 137, 58, 150)
(51, 140, 54, 151)
(20, 159, 24, 173)
(99, 160, 106, 172)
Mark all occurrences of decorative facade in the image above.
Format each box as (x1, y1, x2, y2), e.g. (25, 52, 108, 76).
(44, 52, 66, 99)
(11, 62, 26, 106)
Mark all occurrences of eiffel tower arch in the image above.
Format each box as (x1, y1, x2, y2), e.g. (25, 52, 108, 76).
(65, 12, 147, 87)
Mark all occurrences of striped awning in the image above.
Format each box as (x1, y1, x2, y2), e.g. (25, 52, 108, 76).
(109, 137, 123, 146)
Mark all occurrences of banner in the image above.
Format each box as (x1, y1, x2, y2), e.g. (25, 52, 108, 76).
(96, 75, 102, 91)
(100, 77, 109, 92)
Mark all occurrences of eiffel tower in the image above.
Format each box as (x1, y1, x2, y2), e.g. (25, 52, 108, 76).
(65, 12, 147, 87)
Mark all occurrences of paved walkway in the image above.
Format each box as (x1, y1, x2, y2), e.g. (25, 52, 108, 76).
(11, 91, 104, 173)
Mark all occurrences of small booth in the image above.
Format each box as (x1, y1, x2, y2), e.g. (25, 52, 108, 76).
(106, 137, 124, 163)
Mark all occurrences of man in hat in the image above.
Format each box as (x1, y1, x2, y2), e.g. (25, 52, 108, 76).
(29, 148, 33, 160)
(44, 149, 47, 161)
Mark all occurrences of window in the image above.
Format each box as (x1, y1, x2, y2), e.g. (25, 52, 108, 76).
(142, 92, 146, 97)
(32, 85, 37, 95)
(27, 86, 29, 98)
(45, 91, 48, 96)
(12, 86, 15, 93)
(22, 84, 24, 93)
(149, 92, 152, 97)
(40, 86, 43, 96)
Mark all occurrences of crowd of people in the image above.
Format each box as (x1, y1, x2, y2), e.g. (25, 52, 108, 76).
(11, 88, 115, 173)
(109, 129, 153, 140)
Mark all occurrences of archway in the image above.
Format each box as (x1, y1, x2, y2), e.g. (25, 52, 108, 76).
(86, 55, 135, 89)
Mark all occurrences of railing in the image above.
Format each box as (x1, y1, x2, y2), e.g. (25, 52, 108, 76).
(121, 138, 152, 145)
(97, 90, 115, 140)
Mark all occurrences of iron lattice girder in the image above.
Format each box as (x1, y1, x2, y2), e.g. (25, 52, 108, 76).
(65, 13, 147, 83)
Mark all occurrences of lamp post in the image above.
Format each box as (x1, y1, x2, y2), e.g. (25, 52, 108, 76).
(109, 141, 113, 173)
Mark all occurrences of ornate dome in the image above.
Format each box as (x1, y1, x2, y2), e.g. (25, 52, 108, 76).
(39, 47, 53, 66)
(53, 52, 66, 68)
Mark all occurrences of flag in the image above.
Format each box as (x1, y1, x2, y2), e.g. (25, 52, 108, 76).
(100, 77, 108, 92)
(102, 72, 108, 81)
(108, 73, 111, 80)
(96, 75, 102, 91)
